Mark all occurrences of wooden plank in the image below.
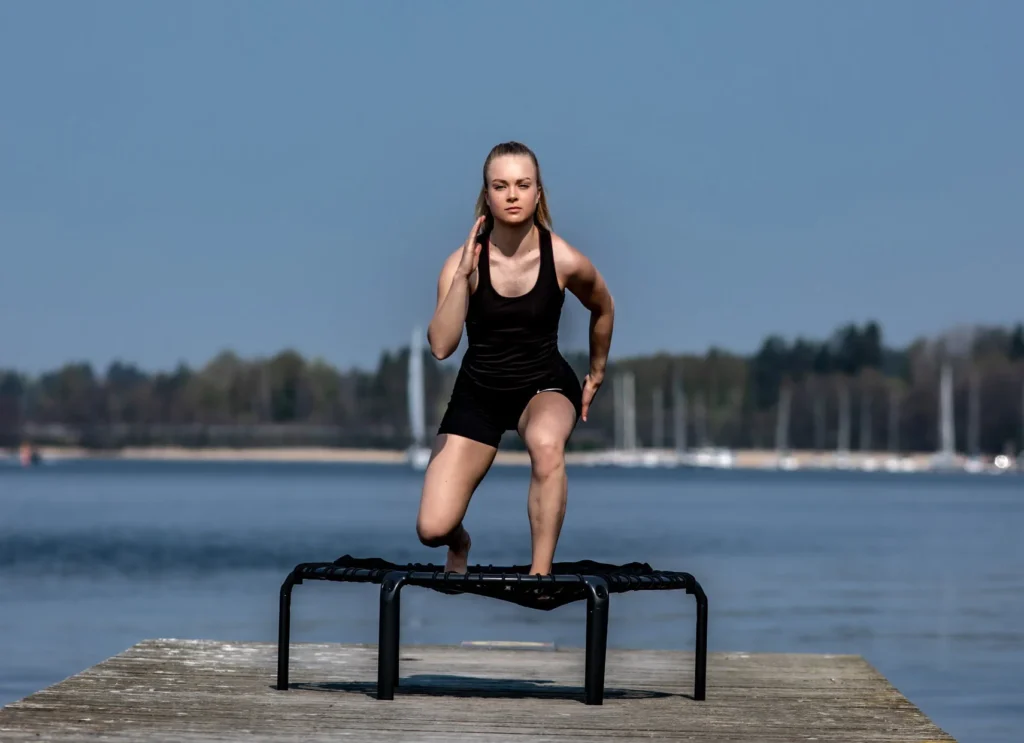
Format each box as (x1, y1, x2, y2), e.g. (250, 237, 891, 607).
(0, 640, 956, 742)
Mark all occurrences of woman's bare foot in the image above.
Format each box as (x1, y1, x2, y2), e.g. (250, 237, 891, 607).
(445, 526, 472, 573)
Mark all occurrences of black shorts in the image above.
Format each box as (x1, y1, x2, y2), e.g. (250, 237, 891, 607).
(437, 355, 583, 448)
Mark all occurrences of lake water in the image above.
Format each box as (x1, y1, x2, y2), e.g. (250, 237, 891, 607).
(1, 459, 1021, 742)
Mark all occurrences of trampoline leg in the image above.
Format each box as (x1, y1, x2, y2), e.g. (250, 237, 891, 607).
(393, 589, 401, 689)
(584, 577, 609, 705)
(276, 572, 297, 691)
(692, 581, 708, 701)
(377, 572, 405, 700)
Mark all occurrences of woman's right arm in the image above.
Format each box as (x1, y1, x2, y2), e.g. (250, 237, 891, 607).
(428, 216, 485, 360)
(428, 257, 472, 360)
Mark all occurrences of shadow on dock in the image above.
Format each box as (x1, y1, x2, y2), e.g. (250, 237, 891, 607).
(287, 673, 680, 702)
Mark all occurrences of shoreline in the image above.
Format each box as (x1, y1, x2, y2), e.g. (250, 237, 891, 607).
(27, 445, 544, 467)
(15, 444, 998, 472)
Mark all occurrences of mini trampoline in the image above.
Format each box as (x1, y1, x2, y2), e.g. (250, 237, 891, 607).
(276, 555, 708, 705)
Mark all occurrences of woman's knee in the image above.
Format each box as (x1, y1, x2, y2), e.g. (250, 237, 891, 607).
(415, 432, 496, 547)
(525, 432, 566, 480)
(416, 469, 466, 547)
(416, 513, 456, 547)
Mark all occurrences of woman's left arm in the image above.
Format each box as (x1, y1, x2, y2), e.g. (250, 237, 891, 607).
(555, 238, 615, 420)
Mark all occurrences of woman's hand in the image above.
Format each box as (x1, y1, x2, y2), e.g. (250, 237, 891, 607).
(455, 215, 487, 278)
(580, 372, 603, 422)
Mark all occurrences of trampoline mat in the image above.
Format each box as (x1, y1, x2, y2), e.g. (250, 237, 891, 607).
(311, 555, 692, 611)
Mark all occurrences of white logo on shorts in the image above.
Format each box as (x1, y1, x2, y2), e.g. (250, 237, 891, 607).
(537, 387, 562, 394)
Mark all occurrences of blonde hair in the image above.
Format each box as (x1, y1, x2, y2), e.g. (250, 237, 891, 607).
(474, 141, 552, 230)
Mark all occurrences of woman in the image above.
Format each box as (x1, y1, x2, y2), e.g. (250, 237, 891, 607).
(417, 141, 615, 576)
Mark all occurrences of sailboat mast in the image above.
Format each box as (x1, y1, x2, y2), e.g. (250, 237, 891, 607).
(672, 369, 687, 452)
(623, 371, 637, 450)
(859, 388, 872, 451)
(939, 362, 954, 457)
(813, 382, 825, 450)
(775, 383, 791, 455)
(888, 386, 900, 453)
(968, 368, 980, 458)
(837, 381, 851, 454)
(613, 374, 623, 450)
(652, 386, 664, 449)
(407, 326, 426, 447)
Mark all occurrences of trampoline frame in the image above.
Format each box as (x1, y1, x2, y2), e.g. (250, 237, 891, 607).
(275, 560, 708, 705)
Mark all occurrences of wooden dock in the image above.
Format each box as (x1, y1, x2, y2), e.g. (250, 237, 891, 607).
(0, 639, 955, 741)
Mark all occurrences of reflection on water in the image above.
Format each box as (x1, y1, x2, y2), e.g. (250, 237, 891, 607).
(1, 461, 1021, 743)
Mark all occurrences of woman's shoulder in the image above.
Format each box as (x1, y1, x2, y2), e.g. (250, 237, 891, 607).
(548, 229, 592, 281)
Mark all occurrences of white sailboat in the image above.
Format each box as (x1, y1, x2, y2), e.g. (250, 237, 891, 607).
(775, 384, 797, 470)
(964, 369, 983, 473)
(611, 370, 642, 466)
(406, 326, 431, 470)
(932, 361, 958, 470)
(835, 381, 851, 468)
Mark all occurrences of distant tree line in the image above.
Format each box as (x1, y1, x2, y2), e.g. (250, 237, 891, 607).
(2, 321, 1023, 455)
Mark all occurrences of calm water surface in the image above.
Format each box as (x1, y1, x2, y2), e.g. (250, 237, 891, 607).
(1, 460, 1021, 742)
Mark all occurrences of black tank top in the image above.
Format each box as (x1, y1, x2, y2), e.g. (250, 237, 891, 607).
(461, 226, 565, 390)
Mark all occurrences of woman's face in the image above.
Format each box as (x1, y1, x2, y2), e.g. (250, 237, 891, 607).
(485, 154, 540, 226)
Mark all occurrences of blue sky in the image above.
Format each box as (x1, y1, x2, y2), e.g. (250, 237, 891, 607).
(1, 1, 1021, 374)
